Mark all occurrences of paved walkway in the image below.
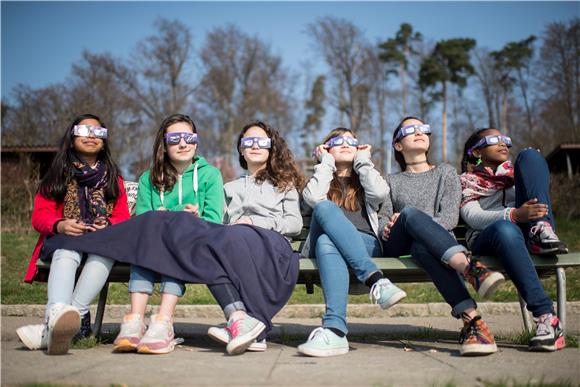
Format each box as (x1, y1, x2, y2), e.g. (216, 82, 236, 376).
(2, 312, 579, 386)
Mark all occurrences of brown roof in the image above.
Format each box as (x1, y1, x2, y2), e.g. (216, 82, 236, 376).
(1, 145, 58, 153)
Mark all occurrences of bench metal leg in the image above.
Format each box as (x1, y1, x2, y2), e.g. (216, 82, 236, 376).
(518, 294, 532, 332)
(556, 267, 566, 332)
(93, 282, 109, 340)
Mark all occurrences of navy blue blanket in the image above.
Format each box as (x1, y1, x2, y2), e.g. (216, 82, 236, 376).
(43, 211, 300, 332)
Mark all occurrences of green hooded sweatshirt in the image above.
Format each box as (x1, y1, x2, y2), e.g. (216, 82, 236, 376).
(135, 156, 224, 223)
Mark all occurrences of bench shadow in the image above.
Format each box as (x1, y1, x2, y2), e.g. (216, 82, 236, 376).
(101, 321, 522, 355)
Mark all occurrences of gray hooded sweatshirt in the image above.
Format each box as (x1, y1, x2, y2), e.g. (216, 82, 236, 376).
(224, 175, 302, 238)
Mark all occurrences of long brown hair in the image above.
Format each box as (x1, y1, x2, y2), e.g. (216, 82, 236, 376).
(237, 121, 305, 192)
(38, 113, 120, 202)
(322, 128, 364, 211)
(392, 116, 431, 171)
(150, 114, 197, 191)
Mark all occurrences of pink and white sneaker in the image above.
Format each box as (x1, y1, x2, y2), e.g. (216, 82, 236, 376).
(225, 315, 266, 355)
(137, 314, 176, 355)
(113, 313, 146, 352)
(208, 326, 267, 352)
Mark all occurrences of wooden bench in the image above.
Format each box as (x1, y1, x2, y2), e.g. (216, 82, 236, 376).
(36, 213, 580, 339)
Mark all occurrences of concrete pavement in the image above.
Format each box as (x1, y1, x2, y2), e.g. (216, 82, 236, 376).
(2, 308, 579, 386)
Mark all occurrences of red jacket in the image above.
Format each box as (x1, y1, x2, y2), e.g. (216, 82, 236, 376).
(25, 176, 131, 283)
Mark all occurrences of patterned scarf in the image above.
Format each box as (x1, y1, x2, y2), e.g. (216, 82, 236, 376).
(63, 160, 113, 223)
(460, 161, 514, 208)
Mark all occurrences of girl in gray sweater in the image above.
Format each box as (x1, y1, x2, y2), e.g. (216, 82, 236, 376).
(207, 121, 305, 354)
(382, 116, 505, 356)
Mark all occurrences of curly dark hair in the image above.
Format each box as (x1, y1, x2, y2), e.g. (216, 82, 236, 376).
(150, 114, 198, 192)
(320, 127, 365, 212)
(236, 121, 305, 192)
(38, 113, 121, 202)
(461, 128, 495, 173)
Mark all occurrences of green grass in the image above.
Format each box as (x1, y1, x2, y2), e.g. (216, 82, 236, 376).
(2, 218, 579, 305)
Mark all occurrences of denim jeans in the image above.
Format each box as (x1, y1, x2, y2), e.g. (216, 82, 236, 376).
(382, 207, 476, 318)
(129, 265, 185, 297)
(310, 201, 383, 334)
(471, 220, 553, 317)
(309, 201, 381, 282)
(514, 148, 556, 234)
(208, 283, 246, 319)
(47, 249, 114, 319)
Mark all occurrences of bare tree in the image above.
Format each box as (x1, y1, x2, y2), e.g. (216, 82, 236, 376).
(308, 16, 374, 131)
(378, 23, 422, 116)
(537, 18, 580, 142)
(302, 75, 326, 156)
(196, 24, 295, 162)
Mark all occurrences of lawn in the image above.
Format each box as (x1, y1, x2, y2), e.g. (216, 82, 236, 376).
(1, 217, 579, 305)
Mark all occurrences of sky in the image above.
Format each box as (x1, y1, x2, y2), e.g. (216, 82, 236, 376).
(2, 1, 579, 101)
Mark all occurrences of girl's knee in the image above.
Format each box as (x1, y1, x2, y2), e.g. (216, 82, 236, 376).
(313, 200, 338, 218)
(516, 148, 544, 165)
(490, 220, 524, 243)
(399, 207, 424, 223)
(52, 249, 82, 264)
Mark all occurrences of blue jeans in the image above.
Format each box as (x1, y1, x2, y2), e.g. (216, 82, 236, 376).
(514, 148, 555, 233)
(471, 221, 554, 317)
(382, 207, 476, 318)
(129, 265, 185, 297)
(310, 201, 382, 334)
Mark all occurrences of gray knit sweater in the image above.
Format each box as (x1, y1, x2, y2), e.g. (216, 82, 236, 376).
(378, 163, 461, 233)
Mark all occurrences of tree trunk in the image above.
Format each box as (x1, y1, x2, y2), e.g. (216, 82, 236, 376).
(501, 91, 509, 135)
(442, 81, 448, 163)
(517, 69, 534, 142)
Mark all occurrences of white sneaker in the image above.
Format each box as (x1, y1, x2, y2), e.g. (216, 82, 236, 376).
(46, 303, 81, 355)
(369, 278, 407, 310)
(208, 326, 267, 352)
(297, 327, 349, 357)
(16, 324, 47, 350)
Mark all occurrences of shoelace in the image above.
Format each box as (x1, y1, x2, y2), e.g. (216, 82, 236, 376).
(459, 316, 481, 344)
(369, 280, 389, 304)
(146, 320, 172, 338)
(228, 319, 243, 337)
(307, 327, 330, 345)
(533, 314, 553, 336)
(530, 221, 558, 240)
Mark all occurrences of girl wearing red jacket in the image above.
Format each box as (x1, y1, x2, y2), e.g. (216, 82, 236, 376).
(17, 113, 130, 355)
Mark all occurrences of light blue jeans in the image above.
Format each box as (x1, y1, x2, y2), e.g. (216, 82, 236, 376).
(129, 265, 185, 297)
(309, 201, 385, 334)
(47, 249, 114, 319)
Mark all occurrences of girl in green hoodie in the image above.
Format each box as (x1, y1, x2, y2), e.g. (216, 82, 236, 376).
(114, 114, 224, 355)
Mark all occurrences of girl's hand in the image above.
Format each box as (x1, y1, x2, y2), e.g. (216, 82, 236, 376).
(183, 204, 199, 217)
(232, 216, 253, 225)
(56, 219, 89, 236)
(382, 213, 400, 240)
(513, 198, 549, 223)
(357, 144, 372, 153)
(88, 217, 109, 232)
(313, 144, 329, 162)
(157, 206, 167, 211)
